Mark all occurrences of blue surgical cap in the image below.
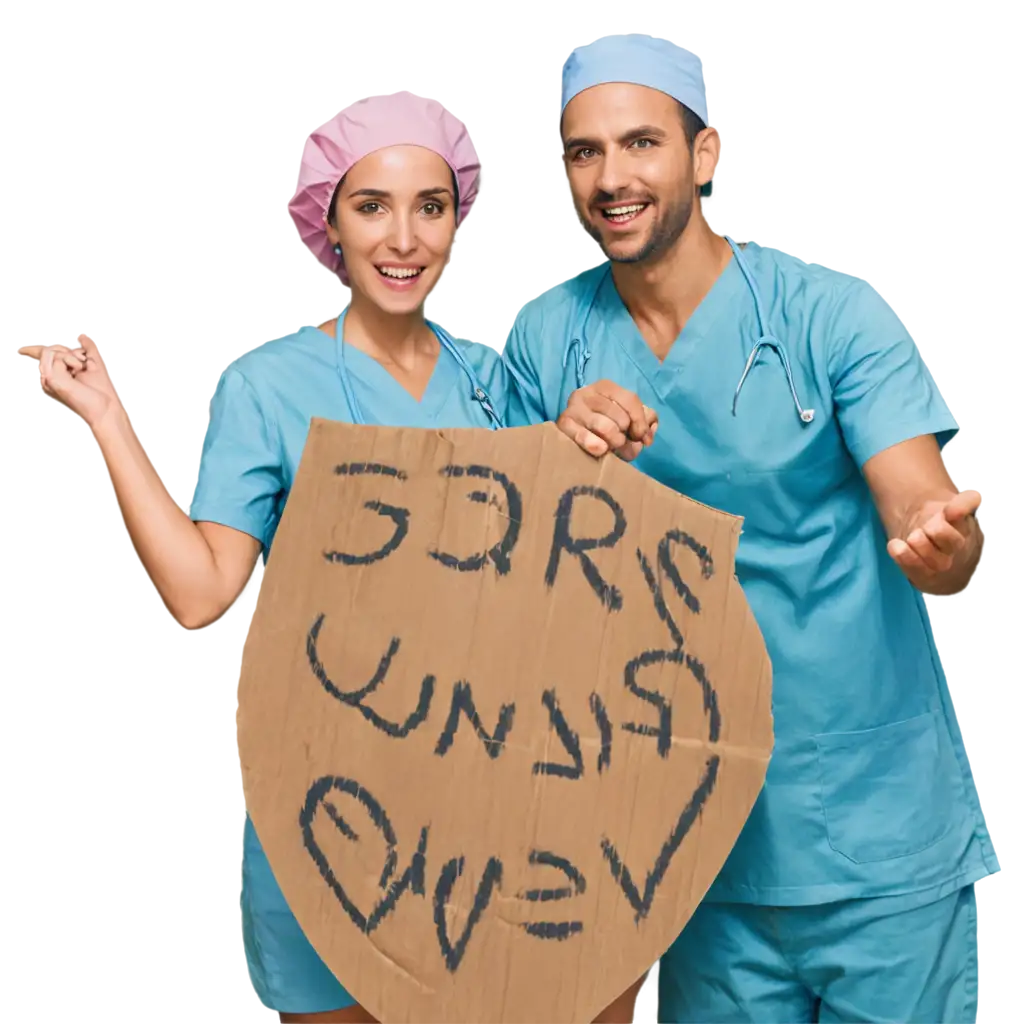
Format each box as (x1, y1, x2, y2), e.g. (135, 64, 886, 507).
(561, 34, 708, 126)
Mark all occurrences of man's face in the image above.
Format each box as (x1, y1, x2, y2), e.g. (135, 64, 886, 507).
(561, 83, 696, 264)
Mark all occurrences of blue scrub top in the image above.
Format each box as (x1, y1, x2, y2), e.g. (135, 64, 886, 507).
(503, 242, 998, 905)
(191, 323, 511, 554)
(189, 322, 510, 1010)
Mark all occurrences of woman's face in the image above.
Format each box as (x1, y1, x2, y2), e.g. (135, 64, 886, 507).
(327, 145, 457, 315)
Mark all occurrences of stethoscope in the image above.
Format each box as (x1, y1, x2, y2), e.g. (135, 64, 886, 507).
(334, 307, 504, 429)
(563, 236, 816, 425)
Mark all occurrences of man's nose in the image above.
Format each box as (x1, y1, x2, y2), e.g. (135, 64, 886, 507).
(593, 150, 630, 196)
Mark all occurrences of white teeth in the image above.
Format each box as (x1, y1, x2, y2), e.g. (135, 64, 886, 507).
(605, 204, 647, 216)
(378, 266, 422, 279)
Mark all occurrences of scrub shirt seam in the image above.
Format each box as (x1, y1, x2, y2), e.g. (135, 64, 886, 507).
(246, 368, 283, 514)
(201, 366, 283, 551)
(848, 415, 960, 470)
(232, 366, 285, 458)
(822, 278, 871, 384)
(707, 862, 992, 906)
(615, 344, 667, 401)
(963, 887, 979, 1021)
(910, 592, 1000, 873)
(821, 277, 959, 467)
(189, 503, 268, 547)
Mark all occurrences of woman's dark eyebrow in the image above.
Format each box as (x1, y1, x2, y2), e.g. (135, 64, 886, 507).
(346, 186, 452, 199)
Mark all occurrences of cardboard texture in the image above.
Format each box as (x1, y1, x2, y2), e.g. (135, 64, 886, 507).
(237, 420, 773, 1023)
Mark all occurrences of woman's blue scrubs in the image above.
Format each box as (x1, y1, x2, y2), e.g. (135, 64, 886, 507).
(189, 322, 512, 1014)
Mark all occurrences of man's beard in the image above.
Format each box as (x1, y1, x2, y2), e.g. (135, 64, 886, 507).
(580, 192, 693, 264)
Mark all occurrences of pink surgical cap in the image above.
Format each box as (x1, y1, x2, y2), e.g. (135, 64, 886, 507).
(288, 91, 481, 285)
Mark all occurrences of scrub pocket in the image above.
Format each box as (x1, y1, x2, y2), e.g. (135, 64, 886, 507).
(815, 710, 964, 864)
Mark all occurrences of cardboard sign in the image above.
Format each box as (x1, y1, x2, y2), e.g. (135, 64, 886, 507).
(237, 421, 772, 1023)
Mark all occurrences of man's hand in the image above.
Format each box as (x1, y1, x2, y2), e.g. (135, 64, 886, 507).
(887, 490, 983, 594)
(556, 380, 658, 461)
(863, 435, 984, 596)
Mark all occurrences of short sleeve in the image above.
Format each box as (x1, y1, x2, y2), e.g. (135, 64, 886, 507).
(828, 281, 959, 468)
(501, 313, 549, 426)
(189, 367, 284, 548)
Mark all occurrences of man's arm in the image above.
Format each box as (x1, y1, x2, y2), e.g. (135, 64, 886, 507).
(862, 434, 983, 595)
(823, 279, 980, 594)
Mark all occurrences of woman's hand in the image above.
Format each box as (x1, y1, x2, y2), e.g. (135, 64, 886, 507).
(19, 334, 122, 429)
(19, 332, 261, 627)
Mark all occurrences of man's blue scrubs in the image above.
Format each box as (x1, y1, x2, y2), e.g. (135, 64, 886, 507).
(502, 242, 997, 1022)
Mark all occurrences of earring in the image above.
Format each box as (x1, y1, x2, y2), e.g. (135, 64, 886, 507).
(333, 243, 342, 256)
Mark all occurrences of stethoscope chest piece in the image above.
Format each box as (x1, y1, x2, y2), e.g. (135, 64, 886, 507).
(731, 337, 817, 425)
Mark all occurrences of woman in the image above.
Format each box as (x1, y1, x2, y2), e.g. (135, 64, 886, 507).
(20, 92, 646, 1022)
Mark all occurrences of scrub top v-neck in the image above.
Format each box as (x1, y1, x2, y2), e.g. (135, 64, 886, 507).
(189, 321, 512, 557)
(338, 331, 462, 424)
(590, 255, 747, 399)
(333, 307, 462, 428)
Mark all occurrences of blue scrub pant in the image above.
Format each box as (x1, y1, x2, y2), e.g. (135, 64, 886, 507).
(658, 886, 977, 1023)
(241, 816, 357, 1014)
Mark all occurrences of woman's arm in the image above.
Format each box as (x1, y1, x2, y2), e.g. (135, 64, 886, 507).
(92, 405, 261, 627)
(21, 335, 261, 628)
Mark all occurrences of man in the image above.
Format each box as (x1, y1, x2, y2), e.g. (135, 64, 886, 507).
(502, 33, 997, 1024)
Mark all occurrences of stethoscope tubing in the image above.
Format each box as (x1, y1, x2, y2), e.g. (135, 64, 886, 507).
(565, 238, 815, 425)
(334, 308, 504, 429)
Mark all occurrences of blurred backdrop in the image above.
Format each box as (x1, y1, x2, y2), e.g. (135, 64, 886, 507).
(0, 9, 1019, 1024)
